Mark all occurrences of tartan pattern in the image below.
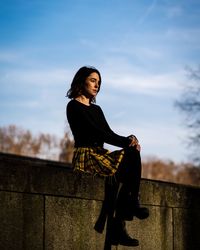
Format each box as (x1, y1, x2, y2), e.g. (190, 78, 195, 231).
(72, 147, 125, 176)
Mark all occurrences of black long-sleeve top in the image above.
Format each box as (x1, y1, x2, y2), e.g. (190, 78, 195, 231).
(66, 99, 131, 148)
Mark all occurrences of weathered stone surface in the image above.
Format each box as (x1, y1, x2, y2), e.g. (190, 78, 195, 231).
(30, 167, 104, 200)
(0, 152, 200, 250)
(45, 196, 105, 250)
(117, 206, 173, 250)
(173, 208, 200, 250)
(140, 179, 200, 208)
(1, 153, 200, 207)
(0, 152, 105, 200)
(0, 191, 43, 250)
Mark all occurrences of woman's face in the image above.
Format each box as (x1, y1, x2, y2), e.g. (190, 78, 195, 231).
(84, 72, 100, 98)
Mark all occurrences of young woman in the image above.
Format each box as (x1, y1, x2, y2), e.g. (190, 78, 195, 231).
(66, 66, 149, 247)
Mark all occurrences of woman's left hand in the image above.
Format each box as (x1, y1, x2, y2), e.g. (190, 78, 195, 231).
(128, 135, 141, 151)
(136, 144, 141, 151)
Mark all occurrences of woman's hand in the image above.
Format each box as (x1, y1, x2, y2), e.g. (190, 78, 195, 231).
(136, 144, 141, 151)
(128, 135, 141, 151)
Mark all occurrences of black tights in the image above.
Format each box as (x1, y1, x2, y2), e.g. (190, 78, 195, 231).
(115, 146, 142, 202)
(105, 146, 142, 217)
(94, 146, 142, 233)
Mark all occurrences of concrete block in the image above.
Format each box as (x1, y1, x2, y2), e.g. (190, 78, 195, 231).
(116, 206, 173, 250)
(45, 196, 105, 250)
(31, 168, 105, 200)
(173, 208, 200, 250)
(1, 153, 200, 250)
(0, 191, 44, 250)
(0, 153, 105, 200)
(140, 179, 200, 209)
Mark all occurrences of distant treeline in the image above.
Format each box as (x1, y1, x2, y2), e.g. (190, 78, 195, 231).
(0, 125, 199, 187)
(142, 157, 200, 187)
(0, 124, 74, 163)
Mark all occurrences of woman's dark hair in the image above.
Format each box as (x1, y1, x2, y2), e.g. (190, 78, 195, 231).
(66, 66, 101, 103)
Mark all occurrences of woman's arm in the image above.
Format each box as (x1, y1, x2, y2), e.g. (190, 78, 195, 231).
(67, 100, 134, 148)
(95, 105, 132, 148)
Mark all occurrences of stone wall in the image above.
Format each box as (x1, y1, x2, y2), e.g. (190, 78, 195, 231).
(0, 152, 200, 250)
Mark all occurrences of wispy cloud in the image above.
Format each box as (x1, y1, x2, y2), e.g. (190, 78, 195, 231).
(1, 53, 185, 99)
(137, 0, 158, 25)
(165, 27, 200, 45)
(1, 68, 72, 87)
(165, 5, 183, 18)
(102, 64, 185, 97)
(0, 50, 23, 63)
(105, 121, 188, 162)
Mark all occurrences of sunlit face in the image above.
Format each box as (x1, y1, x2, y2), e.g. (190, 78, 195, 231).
(84, 72, 100, 98)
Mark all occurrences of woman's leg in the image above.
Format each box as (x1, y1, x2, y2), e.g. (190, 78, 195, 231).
(116, 146, 141, 201)
(94, 176, 119, 233)
(115, 146, 149, 220)
(102, 147, 148, 247)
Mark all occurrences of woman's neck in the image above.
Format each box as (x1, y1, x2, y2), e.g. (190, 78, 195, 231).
(75, 95, 90, 106)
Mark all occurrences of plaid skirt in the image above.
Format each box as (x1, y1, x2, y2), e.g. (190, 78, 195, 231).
(72, 147, 125, 176)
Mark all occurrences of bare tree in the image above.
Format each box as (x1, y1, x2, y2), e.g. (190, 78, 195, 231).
(59, 131, 74, 163)
(0, 124, 75, 163)
(0, 124, 59, 160)
(142, 157, 176, 182)
(142, 156, 200, 187)
(176, 66, 200, 165)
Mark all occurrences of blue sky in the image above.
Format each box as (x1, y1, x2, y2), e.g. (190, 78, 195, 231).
(1, 0, 200, 162)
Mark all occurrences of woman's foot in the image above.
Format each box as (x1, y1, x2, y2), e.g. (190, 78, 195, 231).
(108, 218, 139, 246)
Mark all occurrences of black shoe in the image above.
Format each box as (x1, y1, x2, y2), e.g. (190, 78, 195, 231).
(108, 219, 139, 247)
(118, 229, 139, 246)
